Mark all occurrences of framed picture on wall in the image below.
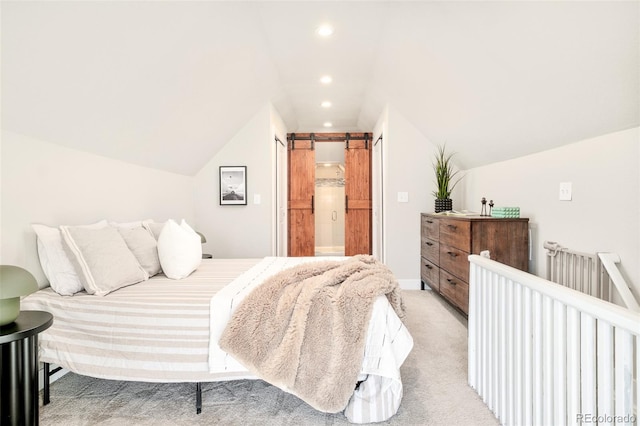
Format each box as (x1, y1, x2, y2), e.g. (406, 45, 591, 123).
(219, 166, 247, 205)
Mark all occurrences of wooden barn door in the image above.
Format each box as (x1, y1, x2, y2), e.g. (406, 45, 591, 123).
(287, 137, 315, 256)
(344, 136, 372, 256)
(287, 133, 371, 257)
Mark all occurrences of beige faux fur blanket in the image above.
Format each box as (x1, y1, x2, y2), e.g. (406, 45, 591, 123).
(219, 255, 405, 413)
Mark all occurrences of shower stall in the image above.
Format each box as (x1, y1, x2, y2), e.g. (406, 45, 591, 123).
(314, 163, 345, 256)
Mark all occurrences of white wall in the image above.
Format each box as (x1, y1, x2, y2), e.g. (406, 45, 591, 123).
(0, 130, 194, 286)
(462, 127, 640, 296)
(193, 105, 275, 258)
(377, 106, 452, 288)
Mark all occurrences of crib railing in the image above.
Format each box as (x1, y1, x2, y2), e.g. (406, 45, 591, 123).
(468, 255, 639, 426)
(544, 241, 608, 301)
(544, 241, 639, 311)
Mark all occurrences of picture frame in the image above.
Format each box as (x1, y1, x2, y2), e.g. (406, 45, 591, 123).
(219, 166, 247, 205)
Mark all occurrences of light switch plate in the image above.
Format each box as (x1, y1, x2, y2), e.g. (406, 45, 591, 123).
(253, 194, 261, 204)
(559, 182, 572, 201)
(397, 192, 409, 203)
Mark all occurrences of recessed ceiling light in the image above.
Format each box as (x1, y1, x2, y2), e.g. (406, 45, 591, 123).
(317, 24, 334, 37)
(321, 101, 332, 108)
(323, 122, 333, 128)
(320, 75, 332, 84)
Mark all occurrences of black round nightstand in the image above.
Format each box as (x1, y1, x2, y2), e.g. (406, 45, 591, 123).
(1, 310, 53, 426)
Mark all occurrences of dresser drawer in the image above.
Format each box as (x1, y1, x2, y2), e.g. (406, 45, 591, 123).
(439, 219, 471, 252)
(439, 269, 469, 314)
(420, 257, 439, 291)
(421, 236, 439, 264)
(421, 215, 439, 239)
(439, 244, 469, 282)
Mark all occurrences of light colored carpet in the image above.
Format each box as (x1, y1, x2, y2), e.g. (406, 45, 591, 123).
(39, 290, 499, 425)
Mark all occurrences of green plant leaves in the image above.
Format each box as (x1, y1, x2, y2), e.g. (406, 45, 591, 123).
(432, 143, 463, 199)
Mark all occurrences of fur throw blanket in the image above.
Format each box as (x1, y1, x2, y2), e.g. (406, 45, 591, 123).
(219, 255, 405, 413)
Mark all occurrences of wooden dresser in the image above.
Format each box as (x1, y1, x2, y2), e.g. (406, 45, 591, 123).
(420, 213, 529, 314)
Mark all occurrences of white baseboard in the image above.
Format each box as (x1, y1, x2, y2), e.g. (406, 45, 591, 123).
(398, 279, 422, 290)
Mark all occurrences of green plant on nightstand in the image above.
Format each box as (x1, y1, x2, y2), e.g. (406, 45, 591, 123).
(432, 143, 463, 213)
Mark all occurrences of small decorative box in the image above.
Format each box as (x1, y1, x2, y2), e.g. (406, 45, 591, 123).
(491, 207, 520, 218)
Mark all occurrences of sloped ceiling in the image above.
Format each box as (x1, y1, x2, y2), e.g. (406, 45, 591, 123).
(2, 1, 638, 175)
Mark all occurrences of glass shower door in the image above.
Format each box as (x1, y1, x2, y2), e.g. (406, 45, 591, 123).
(314, 164, 345, 256)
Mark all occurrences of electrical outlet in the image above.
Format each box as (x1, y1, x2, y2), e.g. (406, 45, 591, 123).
(559, 182, 572, 201)
(397, 192, 409, 203)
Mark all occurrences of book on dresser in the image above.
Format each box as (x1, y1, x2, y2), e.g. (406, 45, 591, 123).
(420, 213, 529, 315)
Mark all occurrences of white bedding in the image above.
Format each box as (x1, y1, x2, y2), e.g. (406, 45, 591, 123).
(21, 258, 261, 383)
(21, 257, 413, 423)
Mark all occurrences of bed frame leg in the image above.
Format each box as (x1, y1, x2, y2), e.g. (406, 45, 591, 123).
(43, 362, 63, 405)
(43, 363, 51, 405)
(196, 382, 202, 414)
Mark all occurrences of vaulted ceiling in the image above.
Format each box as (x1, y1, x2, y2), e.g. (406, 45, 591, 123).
(2, 1, 638, 175)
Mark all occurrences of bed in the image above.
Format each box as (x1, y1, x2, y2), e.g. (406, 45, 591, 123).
(21, 255, 413, 423)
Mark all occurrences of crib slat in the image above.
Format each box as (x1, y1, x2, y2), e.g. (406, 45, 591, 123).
(532, 291, 543, 426)
(506, 279, 515, 425)
(523, 287, 533, 426)
(514, 283, 524, 425)
(543, 295, 554, 425)
(553, 301, 567, 426)
(614, 328, 634, 425)
(498, 276, 507, 423)
(468, 264, 478, 390)
(597, 320, 614, 425)
(487, 276, 504, 411)
(566, 307, 580, 426)
(580, 313, 597, 418)
(480, 270, 489, 400)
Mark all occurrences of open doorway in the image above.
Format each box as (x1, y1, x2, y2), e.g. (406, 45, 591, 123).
(314, 143, 345, 256)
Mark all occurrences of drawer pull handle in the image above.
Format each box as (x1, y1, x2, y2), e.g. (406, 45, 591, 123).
(447, 251, 458, 257)
(425, 264, 433, 270)
(447, 278, 457, 286)
(426, 220, 434, 224)
(425, 242, 433, 246)
(447, 224, 457, 230)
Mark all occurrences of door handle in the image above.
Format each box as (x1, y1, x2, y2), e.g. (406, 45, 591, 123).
(311, 195, 314, 214)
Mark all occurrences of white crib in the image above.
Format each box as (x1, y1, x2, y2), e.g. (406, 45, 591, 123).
(468, 254, 639, 426)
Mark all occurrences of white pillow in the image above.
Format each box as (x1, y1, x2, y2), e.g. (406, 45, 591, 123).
(117, 226, 161, 277)
(32, 220, 108, 295)
(157, 219, 202, 279)
(60, 225, 149, 296)
(142, 220, 166, 241)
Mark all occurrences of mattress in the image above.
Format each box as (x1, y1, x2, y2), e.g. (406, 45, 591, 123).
(21, 258, 262, 383)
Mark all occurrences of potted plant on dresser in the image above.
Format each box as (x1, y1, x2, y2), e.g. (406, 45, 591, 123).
(432, 143, 463, 213)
